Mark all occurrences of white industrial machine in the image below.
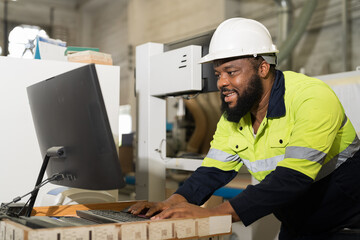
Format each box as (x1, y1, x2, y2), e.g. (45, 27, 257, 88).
(135, 31, 219, 202)
(136, 43, 203, 201)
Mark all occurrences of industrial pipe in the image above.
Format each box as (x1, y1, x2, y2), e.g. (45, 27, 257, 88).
(274, 0, 293, 68)
(3, 0, 8, 56)
(341, 0, 348, 72)
(274, 0, 293, 45)
(277, 0, 318, 65)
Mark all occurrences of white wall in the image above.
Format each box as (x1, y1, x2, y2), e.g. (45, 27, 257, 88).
(0, 0, 79, 46)
(79, 0, 130, 108)
(2, 0, 360, 111)
(0, 57, 120, 206)
(78, 0, 360, 130)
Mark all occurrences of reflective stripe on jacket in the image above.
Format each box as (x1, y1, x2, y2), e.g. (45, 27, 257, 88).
(202, 71, 360, 181)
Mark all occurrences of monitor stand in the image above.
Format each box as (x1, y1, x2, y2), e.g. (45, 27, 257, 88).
(25, 147, 66, 217)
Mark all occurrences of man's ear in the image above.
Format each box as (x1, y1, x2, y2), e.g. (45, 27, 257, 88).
(258, 60, 270, 78)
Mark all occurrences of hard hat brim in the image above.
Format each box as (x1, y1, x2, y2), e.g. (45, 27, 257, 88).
(199, 48, 279, 64)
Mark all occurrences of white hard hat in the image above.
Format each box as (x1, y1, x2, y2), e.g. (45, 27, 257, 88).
(199, 18, 278, 64)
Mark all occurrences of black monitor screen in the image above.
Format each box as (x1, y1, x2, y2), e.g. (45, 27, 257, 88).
(27, 64, 125, 190)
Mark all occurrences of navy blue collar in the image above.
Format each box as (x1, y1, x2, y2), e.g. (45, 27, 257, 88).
(266, 70, 286, 118)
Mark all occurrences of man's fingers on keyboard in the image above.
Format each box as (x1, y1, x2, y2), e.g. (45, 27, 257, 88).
(131, 207, 144, 215)
(145, 206, 162, 217)
(130, 203, 151, 215)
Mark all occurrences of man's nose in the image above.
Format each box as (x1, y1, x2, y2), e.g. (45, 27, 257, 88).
(217, 73, 229, 90)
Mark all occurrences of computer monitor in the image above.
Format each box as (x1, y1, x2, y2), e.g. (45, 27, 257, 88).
(27, 64, 125, 192)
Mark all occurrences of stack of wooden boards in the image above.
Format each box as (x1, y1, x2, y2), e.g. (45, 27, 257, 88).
(67, 50, 113, 65)
(0, 202, 232, 240)
(65, 47, 113, 65)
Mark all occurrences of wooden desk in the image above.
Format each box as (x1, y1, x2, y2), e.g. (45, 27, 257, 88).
(31, 201, 135, 217)
(0, 201, 232, 240)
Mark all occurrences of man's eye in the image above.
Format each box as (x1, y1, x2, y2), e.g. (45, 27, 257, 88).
(228, 71, 235, 76)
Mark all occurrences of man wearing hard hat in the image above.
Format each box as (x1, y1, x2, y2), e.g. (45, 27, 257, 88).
(130, 18, 360, 239)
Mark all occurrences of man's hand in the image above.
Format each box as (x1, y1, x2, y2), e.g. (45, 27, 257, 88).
(151, 201, 241, 222)
(127, 201, 169, 217)
(128, 194, 240, 222)
(150, 202, 214, 220)
(127, 194, 187, 218)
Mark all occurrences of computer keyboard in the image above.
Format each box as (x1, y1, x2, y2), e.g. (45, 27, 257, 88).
(76, 209, 149, 224)
(52, 216, 99, 226)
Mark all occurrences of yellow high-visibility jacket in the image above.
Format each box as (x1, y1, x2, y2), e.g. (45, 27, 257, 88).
(203, 71, 359, 182)
(175, 70, 360, 233)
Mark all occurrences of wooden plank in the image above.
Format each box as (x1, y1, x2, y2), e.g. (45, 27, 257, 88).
(62, 226, 92, 239)
(2, 219, 30, 240)
(120, 222, 148, 240)
(0, 220, 5, 240)
(28, 228, 63, 240)
(208, 215, 232, 236)
(196, 217, 210, 237)
(173, 219, 196, 239)
(92, 224, 118, 240)
(26, 224, 119, 240)
(148, 220, 174, 240)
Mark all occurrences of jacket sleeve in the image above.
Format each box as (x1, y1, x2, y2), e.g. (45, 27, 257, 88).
(175, 166, 237, 205)
(277, 80, 344, 180)
(229, 166, 313, 226)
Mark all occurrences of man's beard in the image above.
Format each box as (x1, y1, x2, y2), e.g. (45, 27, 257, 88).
(221, 73, 263, 123)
